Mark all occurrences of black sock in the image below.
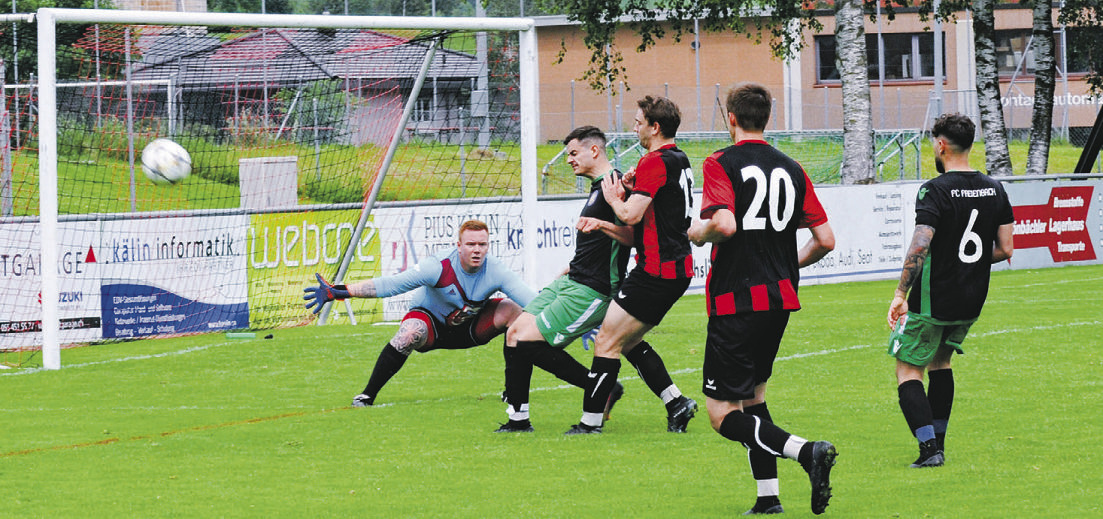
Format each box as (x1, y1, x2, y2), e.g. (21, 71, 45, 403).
(583, 356, 620, 414)
(523, 340, 590, 388)
(503, 343, 533, 410)
(744, 403, 779, 482)
(927, 369, 954, 447)
(359, 343, 409, 402)
(624, 341, 676, 401)
(898, 379, 933, 438)
(718, 410, 792, 457)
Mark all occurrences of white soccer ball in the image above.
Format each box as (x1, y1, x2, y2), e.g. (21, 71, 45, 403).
(141, 138, 191, 185)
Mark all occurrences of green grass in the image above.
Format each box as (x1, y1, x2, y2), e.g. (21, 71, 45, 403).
(3, 265, 1101, 517)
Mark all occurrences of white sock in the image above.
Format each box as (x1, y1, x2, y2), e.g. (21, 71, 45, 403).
(659, 385, 682, 404)
(508, 403, 529, 421)
(756, 478, 780, 497)
(782, 435, 807, 461)
(581, 412, 603, 427)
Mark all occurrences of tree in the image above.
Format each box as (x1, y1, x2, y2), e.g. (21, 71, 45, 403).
(933, 0, 1013, 176)
(1026, 0, 1056, 175)
(1058, 0, 1103, 94)
(835, 0, 874, 184)
(3, 0, 105, 83)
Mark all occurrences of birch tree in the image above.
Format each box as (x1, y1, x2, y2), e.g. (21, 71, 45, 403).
(835, 0, 874, 184)
(1026, 0, 1056, 175)
(970, 0, 1014, 176)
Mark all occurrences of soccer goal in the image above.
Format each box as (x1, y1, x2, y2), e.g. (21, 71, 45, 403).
(5, 9, 538, 369)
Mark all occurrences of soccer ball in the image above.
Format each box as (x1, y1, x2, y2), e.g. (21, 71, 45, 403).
(141, 138, 191, 185)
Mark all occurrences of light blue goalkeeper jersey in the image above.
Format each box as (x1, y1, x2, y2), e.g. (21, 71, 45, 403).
(373, 248, 536, 326)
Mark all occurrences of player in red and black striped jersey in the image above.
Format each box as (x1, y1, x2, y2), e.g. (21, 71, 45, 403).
(688, 83, 837, 515)
(565, 96, 700, 436)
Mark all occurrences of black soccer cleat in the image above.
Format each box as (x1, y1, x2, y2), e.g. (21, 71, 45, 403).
(743, 497, 784, 515)
(351, 394, 374, 407)
(494, 419, 534, 433)
(910, 439, 945, 468)
(564, 423, 602, 435)
(666, 396, 698, 432)
(603, 382, 625, 421)
(802, 440, 837, 515)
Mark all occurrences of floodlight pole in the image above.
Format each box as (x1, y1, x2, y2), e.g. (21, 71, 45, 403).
(318, 38, 441, 324)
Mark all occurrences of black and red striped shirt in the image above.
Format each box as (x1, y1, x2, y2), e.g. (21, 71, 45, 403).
(631, 144, 694, 279)
(700, 140, 828, 316)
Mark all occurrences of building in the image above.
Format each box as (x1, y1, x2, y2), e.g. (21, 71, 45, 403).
(533, 6, 1101, 143)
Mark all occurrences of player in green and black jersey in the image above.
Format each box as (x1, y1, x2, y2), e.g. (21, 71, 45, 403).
(888, 113, 1015, 468)
(497, 126, 692, 433)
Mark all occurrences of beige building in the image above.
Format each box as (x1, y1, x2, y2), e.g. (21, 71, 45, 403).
(534, 7, 1100, 143)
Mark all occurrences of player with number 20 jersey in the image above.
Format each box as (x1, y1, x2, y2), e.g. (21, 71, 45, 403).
(700, 142, 828, 315)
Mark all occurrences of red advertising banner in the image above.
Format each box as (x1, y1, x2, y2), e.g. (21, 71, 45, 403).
(1012, 185, 1096, 262)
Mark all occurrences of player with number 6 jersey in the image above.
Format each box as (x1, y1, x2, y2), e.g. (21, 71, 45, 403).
(886, 113, 1014, 472)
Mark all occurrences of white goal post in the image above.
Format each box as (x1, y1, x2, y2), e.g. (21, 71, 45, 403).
(34, 8, 541, 370)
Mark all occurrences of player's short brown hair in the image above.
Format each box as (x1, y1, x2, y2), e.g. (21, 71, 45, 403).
(563, 125, 607, 147)
(637, 95, 681, 139)
(932, 113, 976, 151)
(726, 82, 772, 132)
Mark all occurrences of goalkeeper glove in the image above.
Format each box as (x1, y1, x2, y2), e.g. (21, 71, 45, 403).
(303, 273, 351, 314)
(580, 327, 599, 351)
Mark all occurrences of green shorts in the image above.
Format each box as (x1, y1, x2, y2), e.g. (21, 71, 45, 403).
(887, 312, 976, 367)
(525, 276, 610, 348)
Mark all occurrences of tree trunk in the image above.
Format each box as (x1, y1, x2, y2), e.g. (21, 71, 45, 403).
(835, 0, 875, 184)
(1027, 0, 1056, 175)
(972, 0, 1014, 176)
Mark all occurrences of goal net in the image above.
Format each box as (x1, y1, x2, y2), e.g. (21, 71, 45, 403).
(3, 9, 538, 369)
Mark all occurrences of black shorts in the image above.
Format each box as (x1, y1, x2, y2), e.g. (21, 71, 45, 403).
(405, 299, 504, 352)
(702, 311, 791, 401)
(613, 268, 691, 326)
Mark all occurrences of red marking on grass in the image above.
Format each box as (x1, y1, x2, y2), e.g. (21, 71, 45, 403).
(1, 409, 344, 459)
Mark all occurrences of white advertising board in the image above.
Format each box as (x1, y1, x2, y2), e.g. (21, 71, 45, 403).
(98, 215, 249, 339)
(0, 221, 102, 350)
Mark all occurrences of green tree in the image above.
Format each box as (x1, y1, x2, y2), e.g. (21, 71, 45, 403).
(2, 0, 106, 83)
(1058, 0, 1103, 94)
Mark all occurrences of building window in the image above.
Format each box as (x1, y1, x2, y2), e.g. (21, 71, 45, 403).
(815, 32, 944, 83)
(995, 29, 1089, 76)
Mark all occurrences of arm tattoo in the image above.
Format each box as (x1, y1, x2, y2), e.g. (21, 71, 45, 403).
(896, 225, 934, 295)
(348, 280, 377, 298)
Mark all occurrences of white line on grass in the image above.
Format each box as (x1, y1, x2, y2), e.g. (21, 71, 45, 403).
(0, 343, 230, 377)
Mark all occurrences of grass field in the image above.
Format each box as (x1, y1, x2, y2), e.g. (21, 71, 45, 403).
(3, 265, 1101, 518)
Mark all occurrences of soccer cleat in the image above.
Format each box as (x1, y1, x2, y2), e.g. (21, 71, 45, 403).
(564, 423, 602, 435)
(351, 394, 374, 407)
(743, 498, 784, 515)
(666, 396, 698, 432)
(910, 439, 945, 468)
(494, 420, 534, 433)
(802, 440, 837, 515)
(603, 382, 625, 421)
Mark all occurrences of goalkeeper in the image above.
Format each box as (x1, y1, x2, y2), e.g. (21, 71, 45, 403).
(304, 219, 535, 407)
(496, 126, 694, 433)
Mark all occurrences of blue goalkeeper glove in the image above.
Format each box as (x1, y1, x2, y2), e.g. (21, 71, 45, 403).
(303, 273, 351, 314)
(581, 327, 599, 351)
